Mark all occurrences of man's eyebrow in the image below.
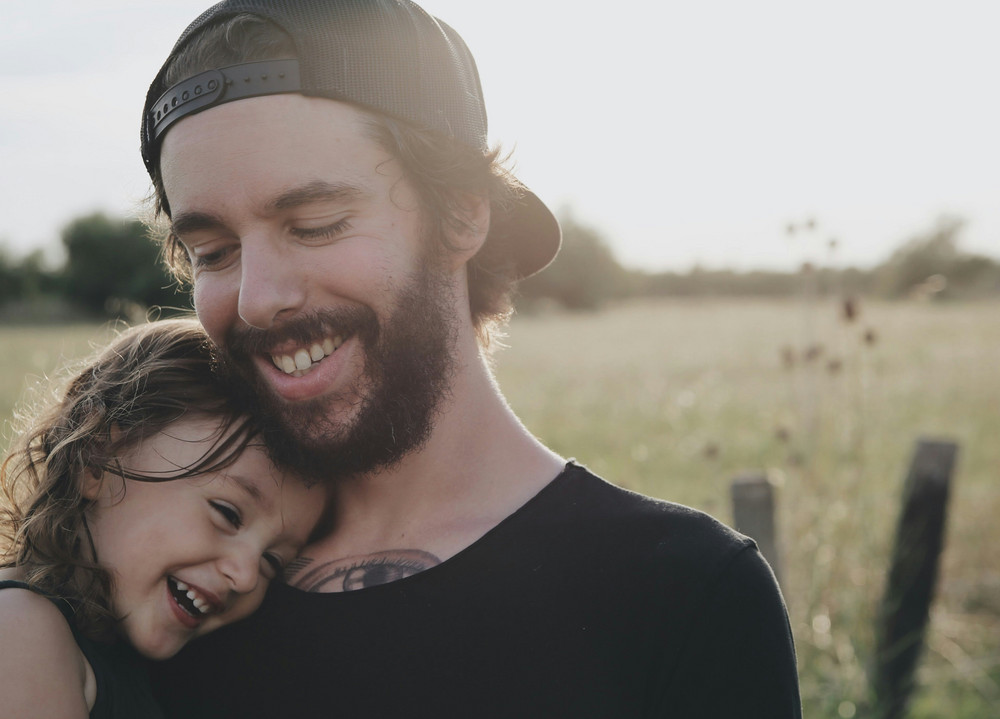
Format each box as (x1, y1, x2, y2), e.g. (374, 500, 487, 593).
(170, 211, 226, 238)
(267, 180, 364, 212)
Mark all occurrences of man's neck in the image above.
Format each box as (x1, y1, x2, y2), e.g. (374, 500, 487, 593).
(287, 336, 564, 592)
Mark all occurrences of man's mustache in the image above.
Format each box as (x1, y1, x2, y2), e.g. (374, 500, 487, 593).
(222, 306, 379, 360)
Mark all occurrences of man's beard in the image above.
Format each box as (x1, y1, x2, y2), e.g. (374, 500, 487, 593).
(215, 258, 458, 484)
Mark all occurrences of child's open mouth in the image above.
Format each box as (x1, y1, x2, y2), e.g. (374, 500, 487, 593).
(168, 576, 218, 619)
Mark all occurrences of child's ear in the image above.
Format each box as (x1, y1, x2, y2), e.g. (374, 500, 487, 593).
(82, 424, 123, 501)
(80, 467, 105, 501)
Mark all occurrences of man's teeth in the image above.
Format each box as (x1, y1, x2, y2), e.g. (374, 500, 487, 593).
(271, 336, 343, 377)
(294, 349, 311, 370)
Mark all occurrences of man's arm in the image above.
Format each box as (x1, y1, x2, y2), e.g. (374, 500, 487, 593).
(653, 546, 803, 717)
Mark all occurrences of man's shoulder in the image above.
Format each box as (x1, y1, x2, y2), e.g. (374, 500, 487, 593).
(536, 462, 756, 575)
(550, 462, 748, 540)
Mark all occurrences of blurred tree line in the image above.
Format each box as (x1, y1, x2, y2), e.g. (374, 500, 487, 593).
(0, 211, 997, 321)
(0, 212, 186, 322)
(519, 214, 1000, 309)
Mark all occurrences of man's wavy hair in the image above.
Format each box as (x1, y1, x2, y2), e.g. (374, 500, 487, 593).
(148, 14, 525, 346)
(0, 318, 259, 641)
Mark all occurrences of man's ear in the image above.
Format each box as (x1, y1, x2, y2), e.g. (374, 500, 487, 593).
(443, 192, 491, 270)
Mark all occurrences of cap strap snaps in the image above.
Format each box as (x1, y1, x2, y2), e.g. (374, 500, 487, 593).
(146, 58, 301, 149)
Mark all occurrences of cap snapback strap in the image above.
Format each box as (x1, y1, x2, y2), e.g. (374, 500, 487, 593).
(146, 58, 301, 151)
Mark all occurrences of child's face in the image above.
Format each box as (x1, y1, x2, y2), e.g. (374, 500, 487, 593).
(84, 415, 325, 659)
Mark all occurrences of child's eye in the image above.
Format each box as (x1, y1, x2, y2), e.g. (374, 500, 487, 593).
(210, 501, 242, 529)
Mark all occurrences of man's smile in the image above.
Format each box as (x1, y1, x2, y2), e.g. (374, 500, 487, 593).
(269, 335, 346, 377)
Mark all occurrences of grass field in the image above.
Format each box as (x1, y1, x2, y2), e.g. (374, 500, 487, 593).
(2, 298, 998, 717)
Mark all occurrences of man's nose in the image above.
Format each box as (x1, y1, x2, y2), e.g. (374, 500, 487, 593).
(237, 237, 306, 329)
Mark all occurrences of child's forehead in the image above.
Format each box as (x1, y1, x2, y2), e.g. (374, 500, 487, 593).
(213, 462, 317, 516)
(226, 470, 324, 542)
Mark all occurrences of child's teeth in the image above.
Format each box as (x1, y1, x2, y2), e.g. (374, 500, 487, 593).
(175, 580, 188, 591)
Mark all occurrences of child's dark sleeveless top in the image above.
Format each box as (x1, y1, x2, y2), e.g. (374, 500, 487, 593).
(0, 580, 165, 719)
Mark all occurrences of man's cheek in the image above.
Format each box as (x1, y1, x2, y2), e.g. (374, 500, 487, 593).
(193, 287, 232, 345)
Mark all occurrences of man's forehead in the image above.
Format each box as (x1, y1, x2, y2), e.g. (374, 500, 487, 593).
(161, 92, 370, 152)
(159, 94, 388, 200)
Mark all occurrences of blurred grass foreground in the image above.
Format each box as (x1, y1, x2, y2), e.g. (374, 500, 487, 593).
(2, 297, 998, 718)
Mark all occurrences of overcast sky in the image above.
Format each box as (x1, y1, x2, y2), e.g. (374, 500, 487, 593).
(1, 0, 997, 272)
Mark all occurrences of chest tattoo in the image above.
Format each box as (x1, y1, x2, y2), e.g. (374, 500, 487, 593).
(284, 549, 442, 592)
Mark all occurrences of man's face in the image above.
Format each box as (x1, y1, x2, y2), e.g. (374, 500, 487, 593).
(159, 95, 459, 479)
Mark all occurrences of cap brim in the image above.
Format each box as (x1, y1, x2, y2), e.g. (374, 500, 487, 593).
(491, 188, 561, 279)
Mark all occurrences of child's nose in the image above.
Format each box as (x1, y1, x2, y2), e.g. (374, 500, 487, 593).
(219, 542, 262, 595)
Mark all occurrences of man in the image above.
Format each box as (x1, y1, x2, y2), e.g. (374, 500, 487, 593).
(144, 2, 802, 716)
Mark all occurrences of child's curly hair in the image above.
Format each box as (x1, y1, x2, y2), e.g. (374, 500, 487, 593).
(1, 318, 259, 641)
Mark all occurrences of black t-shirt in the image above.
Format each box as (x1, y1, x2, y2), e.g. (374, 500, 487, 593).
(152, 463, 801, 717)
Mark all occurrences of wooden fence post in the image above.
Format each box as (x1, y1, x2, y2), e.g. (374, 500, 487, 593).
(730, 473, 782, 586)
(870, 438, 958, 719)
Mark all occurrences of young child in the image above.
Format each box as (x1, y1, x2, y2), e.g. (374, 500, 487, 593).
(0, 318, 326, 718)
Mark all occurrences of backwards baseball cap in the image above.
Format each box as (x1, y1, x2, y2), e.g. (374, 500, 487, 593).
(141, 0, 560, 278)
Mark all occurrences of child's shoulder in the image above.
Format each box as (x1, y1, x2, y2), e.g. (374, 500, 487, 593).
(0, 577, 82, 659)
(0, 578, 96, 715)
(0, 577, 71, 624)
